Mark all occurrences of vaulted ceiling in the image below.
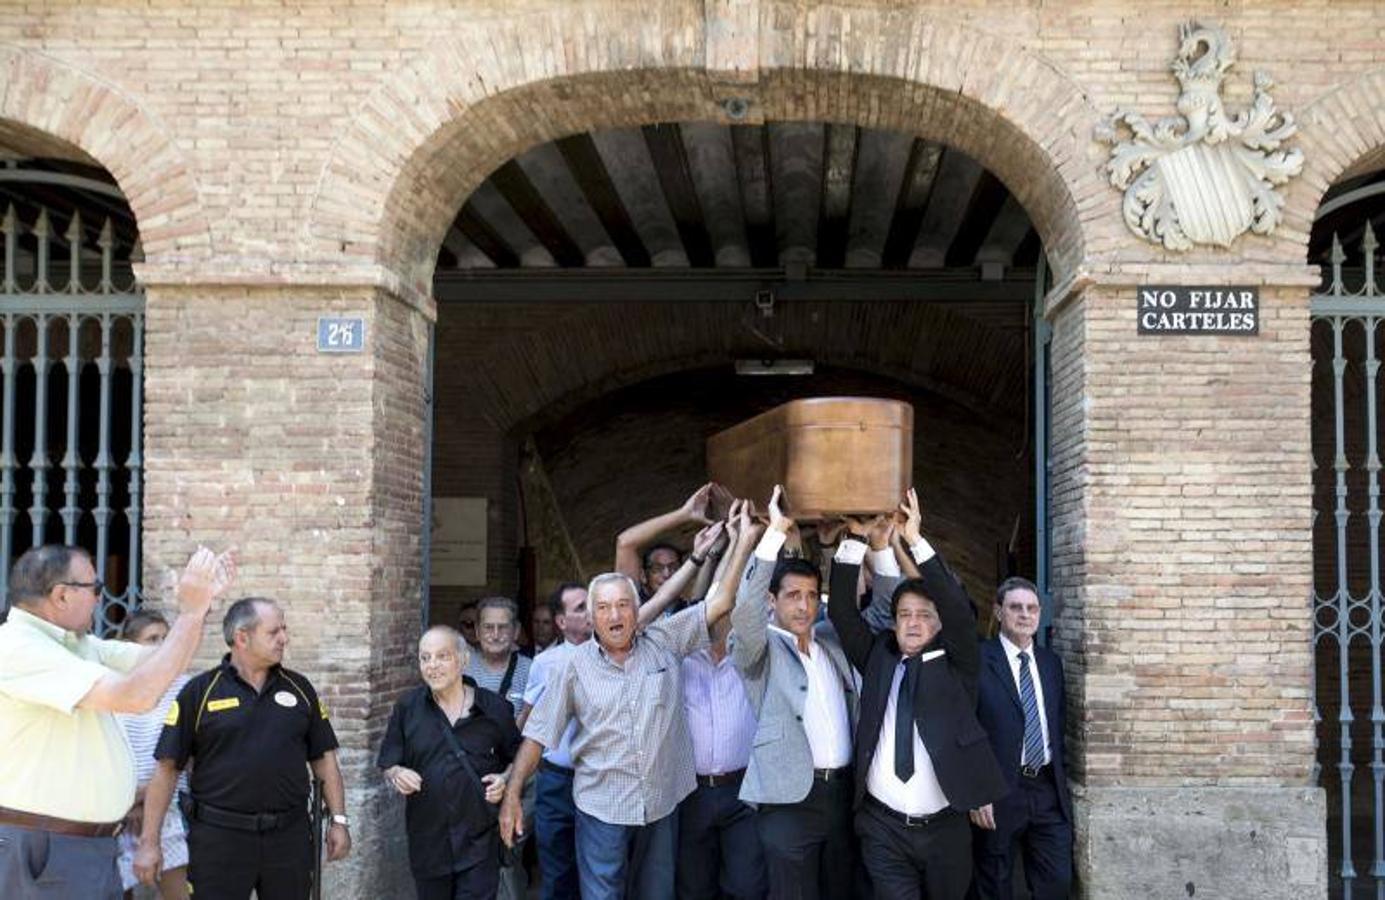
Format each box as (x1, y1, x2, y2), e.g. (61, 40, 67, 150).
(435, 122, 1042, 276)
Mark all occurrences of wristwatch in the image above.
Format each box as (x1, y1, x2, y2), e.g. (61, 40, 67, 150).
(331, 813, 350, 828)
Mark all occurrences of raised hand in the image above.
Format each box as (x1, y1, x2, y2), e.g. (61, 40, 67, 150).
(680, 483, 715, 525)
(899, 487, 923, 546)
(736, 497, 764, 545)
(692, 521, 726, 560)
(767, 485, 793, 534)
(211, 548, 238, 599)
(863, 514, 895, 551)
(176, 547, 219, 617)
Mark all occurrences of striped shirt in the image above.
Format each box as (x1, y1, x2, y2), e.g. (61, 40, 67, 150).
(681, 649, 756, 776)
(524, 603, 709, 826)
(117, 672, 192, 792)
(464, 652, 530, 719)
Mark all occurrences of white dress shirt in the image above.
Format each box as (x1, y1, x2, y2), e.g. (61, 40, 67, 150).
(1000, 632, 1051, 766)
(755, 529, 853, 769)
(865, 650, 950, 815)
(858, 534, 951, 814)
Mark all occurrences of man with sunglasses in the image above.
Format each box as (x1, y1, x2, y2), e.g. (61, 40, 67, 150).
(0, 543, 234, 900)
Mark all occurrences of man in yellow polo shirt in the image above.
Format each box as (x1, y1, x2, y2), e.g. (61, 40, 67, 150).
(0, 543, 233, 900)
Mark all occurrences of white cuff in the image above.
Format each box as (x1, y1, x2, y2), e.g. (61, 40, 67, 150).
(869, 548, 901, 577)
(834, 539, 868, 566)
(909, 538, 936, 565)
(755, 529, 788, 562)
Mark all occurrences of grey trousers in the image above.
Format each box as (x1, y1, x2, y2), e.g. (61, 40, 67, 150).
(0, 824, 122, 899)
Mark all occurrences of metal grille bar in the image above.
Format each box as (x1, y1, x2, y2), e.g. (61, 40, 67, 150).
(1313, 224, 1385, 899)
(0, 198, 143, 635)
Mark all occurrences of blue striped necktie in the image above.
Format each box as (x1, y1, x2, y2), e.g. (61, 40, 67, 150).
(1017, 651, 1045, 767)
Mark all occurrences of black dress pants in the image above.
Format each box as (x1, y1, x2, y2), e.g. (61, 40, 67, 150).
(754, 775, 855, 900)
(186, 818, 312, 900)
(972, 768, 1072, 900)
(855, 799, 971, 900)
(677, 779, 767, 900)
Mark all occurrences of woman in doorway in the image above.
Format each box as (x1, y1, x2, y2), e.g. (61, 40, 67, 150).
(115, 610, 191, 900)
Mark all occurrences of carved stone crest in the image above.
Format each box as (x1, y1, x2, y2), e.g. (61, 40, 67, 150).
(1096, 21, 1304, 250)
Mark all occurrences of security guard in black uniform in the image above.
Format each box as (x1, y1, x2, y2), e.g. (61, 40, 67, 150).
(134, 596, 351, 899)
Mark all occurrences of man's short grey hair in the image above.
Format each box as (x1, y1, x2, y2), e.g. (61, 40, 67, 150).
(222, 597, 278, 646)
(587, 573, 641, 608)
(420, 624, 467, 655)
(476, 596, 519, 624)
(7, 545, 93, 610)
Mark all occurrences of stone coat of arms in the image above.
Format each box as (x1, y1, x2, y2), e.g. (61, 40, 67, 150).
(1096, 21, 1304, 251)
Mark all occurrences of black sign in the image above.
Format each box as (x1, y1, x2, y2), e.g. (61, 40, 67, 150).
(1137, 286, 1258, 335)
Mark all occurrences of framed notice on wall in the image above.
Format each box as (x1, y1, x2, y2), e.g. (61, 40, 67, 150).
(430, 497, 488, 586)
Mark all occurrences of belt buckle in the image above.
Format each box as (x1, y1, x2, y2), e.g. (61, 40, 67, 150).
(1021, 764, 1042, 778)
(902, 811, 927, 827)
(256, 813, 279, 832)
(818, 768, 835, 782)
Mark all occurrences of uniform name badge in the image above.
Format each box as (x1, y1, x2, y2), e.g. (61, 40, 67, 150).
(274, 690, 299, 708)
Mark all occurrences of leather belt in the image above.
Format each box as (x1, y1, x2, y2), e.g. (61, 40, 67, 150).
(1020, 763, 1051, 779)
(0, 805, 122, 838)
(696, 769, 746, 788)
(865, 794, 956, 828)
(813, 766, 850, 783)
(181, 795, 304, 834)
(539, 760, 575, 778)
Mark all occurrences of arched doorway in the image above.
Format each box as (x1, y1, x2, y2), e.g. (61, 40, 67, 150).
(0, 142, 147, 635)
(423, 120, 1049, 642)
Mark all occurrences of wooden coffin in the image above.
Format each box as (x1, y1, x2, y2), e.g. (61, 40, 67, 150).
(706, 397, 913, 518)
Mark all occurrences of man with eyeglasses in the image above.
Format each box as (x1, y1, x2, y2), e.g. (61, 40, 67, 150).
(464, 597, 531, 719)
(614, 482, 731, 605)
(0, 543, 234, 900)
(462, 597, 532, 900)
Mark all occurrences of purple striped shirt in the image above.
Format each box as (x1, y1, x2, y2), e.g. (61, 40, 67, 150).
(681, 648, 757, 776)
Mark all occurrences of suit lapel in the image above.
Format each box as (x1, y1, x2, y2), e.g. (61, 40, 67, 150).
(986, 641, 1023, 713)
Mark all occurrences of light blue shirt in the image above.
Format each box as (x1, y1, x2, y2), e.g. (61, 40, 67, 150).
(525, 639, 580, 767)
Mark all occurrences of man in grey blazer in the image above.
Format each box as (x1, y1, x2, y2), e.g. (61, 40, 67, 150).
(729, 486, 859, 900)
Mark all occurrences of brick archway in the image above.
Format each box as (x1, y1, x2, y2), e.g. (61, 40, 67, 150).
(1286, 66, 1385, 243)
(0, 45, 210, 263)
(308, 8, 1107, 300)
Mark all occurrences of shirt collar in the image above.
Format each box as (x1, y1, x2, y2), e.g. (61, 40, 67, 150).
(999, 632, 1034, 665)
(769, 624, 817, 658)
(219, 653, 284, 689)
(6, 605, 84, 650)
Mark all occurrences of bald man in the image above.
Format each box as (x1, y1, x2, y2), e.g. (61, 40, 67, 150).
(378, 627, 521, 900)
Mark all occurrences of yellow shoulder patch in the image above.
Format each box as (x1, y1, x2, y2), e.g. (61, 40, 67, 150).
(163, 700, 180, 726)
(318, 698, 329, 720)
(207, 697, 240, 712)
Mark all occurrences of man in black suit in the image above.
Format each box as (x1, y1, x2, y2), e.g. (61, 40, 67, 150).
(827, 490, 1006, 899)
(969, 577, 1072, 900)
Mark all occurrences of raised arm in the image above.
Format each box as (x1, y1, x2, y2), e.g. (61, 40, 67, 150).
(614, 482, 717, 581)
(705, 500, 759, 640)
(861, 515, 901, 635)
(637, 521, 724, 626)
(825, 522, 876, 670)
(80, 548, 234, 714)
(729, 487, 789, 674)
(899, 488, 980, 678)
